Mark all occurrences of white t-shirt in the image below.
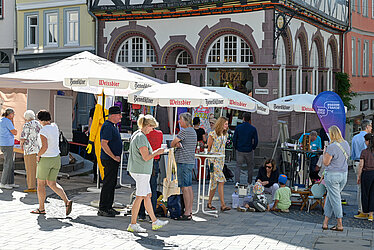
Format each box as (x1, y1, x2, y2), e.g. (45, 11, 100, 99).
(38, 123, 60, 157)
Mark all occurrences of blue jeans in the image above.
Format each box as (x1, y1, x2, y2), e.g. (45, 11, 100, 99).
(177, 163, 194, 187)
(139, 159, 159, 219)
(324, 171, 347, 219)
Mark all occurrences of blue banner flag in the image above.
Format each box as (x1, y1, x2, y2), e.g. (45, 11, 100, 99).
(312, 91, 346, 138)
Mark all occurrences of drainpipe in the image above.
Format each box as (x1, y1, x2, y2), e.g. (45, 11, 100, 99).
(13, 0, 17, 72)
(87, 0, 98, 55)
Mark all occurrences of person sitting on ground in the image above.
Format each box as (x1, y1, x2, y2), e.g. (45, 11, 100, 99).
(255, 159, 280, 200)
(269, 174, 291, 212)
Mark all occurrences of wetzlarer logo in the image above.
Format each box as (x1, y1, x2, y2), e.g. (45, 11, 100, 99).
(273, 104, 291, 110)
(134, 82, 152, 89)
(69, 78, 86, 85)
(134, 95, 154, 104)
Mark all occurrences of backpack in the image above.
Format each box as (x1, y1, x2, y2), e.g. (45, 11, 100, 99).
(223, 164, 234, 180)
(251, 194, 268, 212)
(167, 195, 182, 219)
(59, 131, 70, 156)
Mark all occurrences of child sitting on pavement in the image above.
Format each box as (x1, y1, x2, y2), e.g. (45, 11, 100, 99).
(269, 174, 291, 212)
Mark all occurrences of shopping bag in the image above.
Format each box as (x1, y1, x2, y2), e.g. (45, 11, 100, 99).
(162, 148, 180, 201)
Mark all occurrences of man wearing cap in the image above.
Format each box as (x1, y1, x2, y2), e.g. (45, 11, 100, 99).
(98, 106, 123, 217)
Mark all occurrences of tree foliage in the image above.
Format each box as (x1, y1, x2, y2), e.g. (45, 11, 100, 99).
(335, 72, 357, 110)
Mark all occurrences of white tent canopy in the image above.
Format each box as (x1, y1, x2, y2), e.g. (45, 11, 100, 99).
(128, 83, 227, 108)
(203, 86, 269, 115)
(0, 51, 165, 95)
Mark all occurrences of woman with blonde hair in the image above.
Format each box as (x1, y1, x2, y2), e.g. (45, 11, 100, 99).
(206, 116, 231, 211)
(127, 114, 168, 233)
(322, 125, 350, 231)
(20, 110, 42, 192)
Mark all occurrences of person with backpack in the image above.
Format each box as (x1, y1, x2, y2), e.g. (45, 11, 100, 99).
(321, 125, 350, 232)
(127, 114, 168, 233)
(30, 110, 72, 216)
(206, 117, 231, 212)
(357, 133, 374, 221)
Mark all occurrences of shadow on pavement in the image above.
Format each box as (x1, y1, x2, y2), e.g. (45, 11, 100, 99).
(0, 189, 15, 201)
(37, 215, 73, 231)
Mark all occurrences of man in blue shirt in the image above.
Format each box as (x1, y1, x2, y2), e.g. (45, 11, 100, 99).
(233, 112, 258, 185)
(352, 119, 372, 219)
(98, 106, 123, 217)
(298, 131, 322, 183)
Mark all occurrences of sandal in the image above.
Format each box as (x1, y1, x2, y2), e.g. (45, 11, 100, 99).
(221, 206, 231, 212)
(175, 214, 192, 221)
(30, 209, 46, 214)
(330, 225, 343, 231)
(322, 225, 328, 230)
(66, 200, 73, 216)
(207, 203, 216, 210)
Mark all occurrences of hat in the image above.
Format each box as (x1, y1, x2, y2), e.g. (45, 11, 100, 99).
(108, 106, 121, 115)
(278, 174, 287, 185)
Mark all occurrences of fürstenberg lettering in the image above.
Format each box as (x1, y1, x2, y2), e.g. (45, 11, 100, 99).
(134, 95, 154, 104)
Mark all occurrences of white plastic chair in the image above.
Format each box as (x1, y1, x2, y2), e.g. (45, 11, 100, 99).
(307, 184, 326, 212)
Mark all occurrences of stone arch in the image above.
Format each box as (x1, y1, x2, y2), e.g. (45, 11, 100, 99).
(280, 26, 293, 65)
(160, 36, 195, 65)
(310, 30, 325, 67)
(326, 35, 339, 70)
(195, 18, 260, 65)
(294, 24, 309, 67)
(104, 21, 161, 63)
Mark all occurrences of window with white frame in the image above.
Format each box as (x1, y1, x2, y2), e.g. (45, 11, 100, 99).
(358, 39, 361, 76)
(372, 41, 374, 76)
(326, 45, 333, 91)
(46, 12, 58, 46)
(295, 39, 303, 94)
(0, 0, 3, 19)
(363, 40, 369, 76)
(207, 35, 253, 64)
(276, 38, 287, 97)
(363, 0, 368, 16)
(352, 38, 356, 75)
(26, 15, 38, 47)
(176, 51, 191, 66)
(372, 0, 374, 18)
(116, 36, 156, 65)
(66, 10, 79, 45)
(310, 42, 319, 95)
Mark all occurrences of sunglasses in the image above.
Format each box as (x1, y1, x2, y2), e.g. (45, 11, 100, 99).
(266, 166, 272, 169)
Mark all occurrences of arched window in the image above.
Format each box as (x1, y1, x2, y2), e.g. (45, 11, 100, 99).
(295, 39, 303, 94)
(310, 42, 319, 95)
(176, 51, 192, 66)
(116, 36, 156, 66)
(326, 45, 333, 91)
(206, 35, 253, 64)
(277, 38, 287, 97)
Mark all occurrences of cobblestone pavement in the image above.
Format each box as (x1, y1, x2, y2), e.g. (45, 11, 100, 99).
(1, 167, 374, 250)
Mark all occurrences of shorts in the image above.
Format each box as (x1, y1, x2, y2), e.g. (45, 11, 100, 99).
(130, 172, 151, 196)
(177, 163, 194, 187)
(36, 155, 61, 181)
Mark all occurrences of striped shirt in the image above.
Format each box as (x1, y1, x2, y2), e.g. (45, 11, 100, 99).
(175, 127, 197, 164)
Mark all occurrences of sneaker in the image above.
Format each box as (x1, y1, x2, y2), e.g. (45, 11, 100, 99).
(152, 219, 169, 230)
(127, 223, 147, 233)
(354, 212, 368, 219)
(97, 210, 115, 217)
(0, 183, 13, 190)
(368, 216, 373, 222)
(247, 207, 256, 212)
(237, 206, 247, 212)
(281, 209, 290, 213)
(9, 183, 19, 188)
(108, 208, 120, 215)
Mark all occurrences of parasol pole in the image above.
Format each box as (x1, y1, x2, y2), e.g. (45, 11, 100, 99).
(173, 107, 177, 138)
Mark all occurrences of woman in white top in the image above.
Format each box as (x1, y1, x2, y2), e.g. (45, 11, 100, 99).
(30, 110, 72, 216)
(20, 110, 42, 192)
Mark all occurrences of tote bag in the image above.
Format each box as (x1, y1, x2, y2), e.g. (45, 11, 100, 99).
(162, 148, 180, 201)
